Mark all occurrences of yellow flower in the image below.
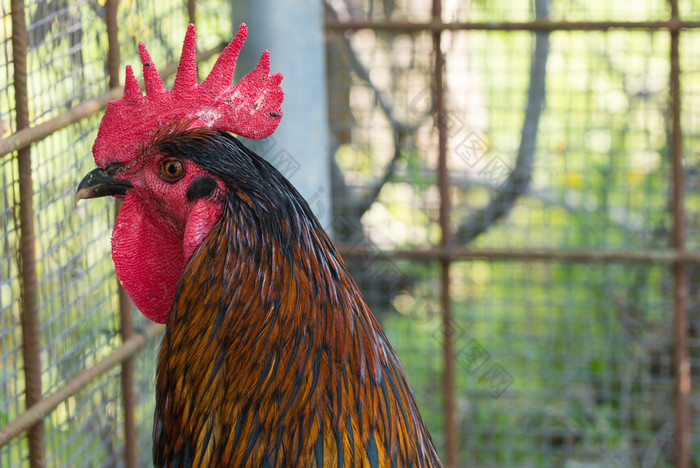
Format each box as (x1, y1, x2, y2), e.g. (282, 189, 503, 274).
(565, 172, 584, 188)
(627, 171, 645, 183)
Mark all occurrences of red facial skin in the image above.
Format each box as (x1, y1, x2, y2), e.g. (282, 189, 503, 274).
(111, 153, 224, 324)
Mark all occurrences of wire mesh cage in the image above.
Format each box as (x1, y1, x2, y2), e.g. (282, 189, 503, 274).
(0, 0, 230, 466)
(325, 0, 698, 466)
(0, 0, 699, 467)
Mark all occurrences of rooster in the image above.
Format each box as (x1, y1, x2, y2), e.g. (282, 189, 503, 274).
(76, 24, 442, 467)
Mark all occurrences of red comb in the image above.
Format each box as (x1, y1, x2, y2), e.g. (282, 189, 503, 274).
(92, 23, 284, 167)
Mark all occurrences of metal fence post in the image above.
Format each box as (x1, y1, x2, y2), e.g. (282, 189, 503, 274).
(431, 0, 457, 464)
(104, 1, 139, 466)
(11, 0, 44, 465)
(188, 0, 196, 25)
(669, 1, 691, 467)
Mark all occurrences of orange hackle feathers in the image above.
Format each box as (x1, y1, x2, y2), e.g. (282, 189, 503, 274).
(153, 185, 443, 467)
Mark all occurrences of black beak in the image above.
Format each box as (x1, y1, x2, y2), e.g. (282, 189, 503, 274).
(75, 167, 133, 203)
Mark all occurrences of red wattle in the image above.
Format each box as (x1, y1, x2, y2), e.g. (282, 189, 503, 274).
(112, 193, 184, 324)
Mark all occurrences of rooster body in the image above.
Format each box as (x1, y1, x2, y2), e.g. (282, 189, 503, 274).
(77, 25, 442, 468)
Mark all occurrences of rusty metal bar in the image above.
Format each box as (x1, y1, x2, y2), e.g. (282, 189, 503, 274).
(669, 0, 691, 466)
(106, 0, 121, 87)
(117, 248, 137, 468)
(0, 323, 164, 449)
(187, 0, 196, 25)
(11, 0, 44, 465)
(103, 1, 139, 466)
(335, 245, 700, 264)
(431, 0, 457, 463)
(0, 43, 227, 158)
(0, 88, 121, 157)
(117, 264, 137, 468)
(324, 18, 698, 32)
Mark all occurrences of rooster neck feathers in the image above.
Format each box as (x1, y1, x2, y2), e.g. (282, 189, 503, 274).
(153, 131, 441, 467)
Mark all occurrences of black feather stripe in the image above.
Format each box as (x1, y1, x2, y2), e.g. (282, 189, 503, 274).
(314, 434, 324, 467)
(240, 418, 261, 467)
(336, 426, 344, 468)
(231, 414, 244, 453)
(367, 431, 379, 468)
(345, 416, 355, 462)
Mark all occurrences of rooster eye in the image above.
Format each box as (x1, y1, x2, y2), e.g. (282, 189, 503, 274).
(159, 159, 185, 181)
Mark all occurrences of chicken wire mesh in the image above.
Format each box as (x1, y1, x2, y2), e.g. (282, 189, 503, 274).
(326, 0, 698, 467)
(0, 0, 699, 467)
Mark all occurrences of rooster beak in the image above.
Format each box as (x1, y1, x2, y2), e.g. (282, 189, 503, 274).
(75, 167, 133, 204)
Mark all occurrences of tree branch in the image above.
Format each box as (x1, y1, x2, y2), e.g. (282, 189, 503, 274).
(451, 0, 551, 246)
(326, 0, 432, 222)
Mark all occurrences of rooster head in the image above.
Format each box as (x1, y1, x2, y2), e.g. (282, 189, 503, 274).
(76, 24, 284, 323)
